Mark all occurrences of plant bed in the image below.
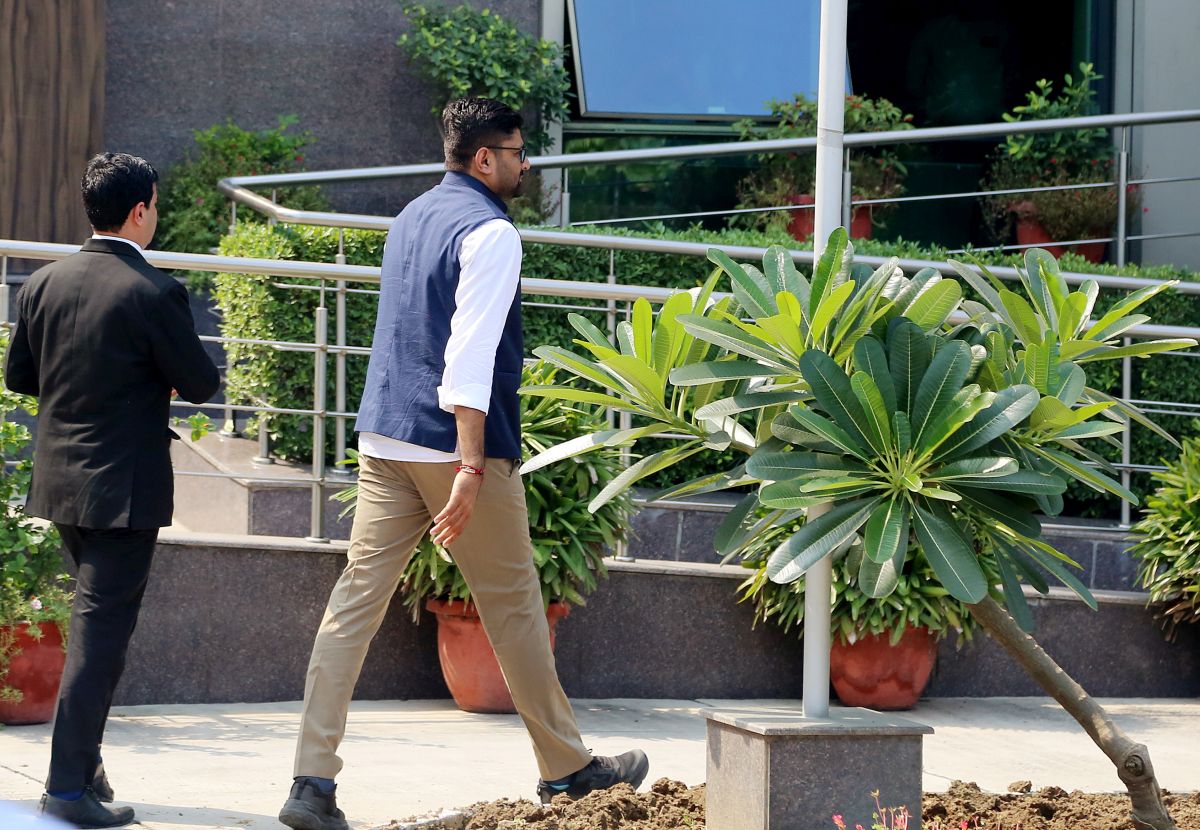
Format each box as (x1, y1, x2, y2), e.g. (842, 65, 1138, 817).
(381, 779, 1200, 830)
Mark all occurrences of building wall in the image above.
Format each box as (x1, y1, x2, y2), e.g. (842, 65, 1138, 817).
(1114, 0, 1200, 269)
(104, 0, 542, 217)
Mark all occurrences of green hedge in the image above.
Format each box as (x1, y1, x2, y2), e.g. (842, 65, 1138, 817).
(214, 221, 1199, 519)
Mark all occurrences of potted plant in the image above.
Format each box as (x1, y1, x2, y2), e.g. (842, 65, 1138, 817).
(522, 230, 1195, 829)
(0, 329, 70, 726)
(334, 361, 632, 713)
(733, 511, 981, 710)
(734, 94, 913, 241)
(1130, 436, 1200, 640)
(982, 63, 1132, 263)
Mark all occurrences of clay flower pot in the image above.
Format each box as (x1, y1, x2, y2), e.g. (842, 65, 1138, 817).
(829, 625, 937, 711)
(425, 598, 570, 714)
(1011, 200, 1105, 263)
(787, 194, 874, 243)
(0, 621, 66, 725)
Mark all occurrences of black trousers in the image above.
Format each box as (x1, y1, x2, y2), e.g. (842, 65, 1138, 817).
(46, 525, 158, 793)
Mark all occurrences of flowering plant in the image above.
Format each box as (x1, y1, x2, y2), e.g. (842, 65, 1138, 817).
(0, 327, 70, 703)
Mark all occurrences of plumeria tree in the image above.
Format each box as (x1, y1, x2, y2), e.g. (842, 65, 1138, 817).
(521, 230, 1194, 830)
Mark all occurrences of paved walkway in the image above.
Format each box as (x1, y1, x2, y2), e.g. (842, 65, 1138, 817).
(1, 698, 1198, 829)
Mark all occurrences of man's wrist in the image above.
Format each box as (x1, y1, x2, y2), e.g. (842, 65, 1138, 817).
(456, 462, 486, 477)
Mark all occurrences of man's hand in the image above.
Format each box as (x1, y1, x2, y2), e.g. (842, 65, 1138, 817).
(431, 470, 484, 547)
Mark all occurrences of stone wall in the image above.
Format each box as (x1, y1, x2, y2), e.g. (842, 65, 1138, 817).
(104, 0, 542, 216)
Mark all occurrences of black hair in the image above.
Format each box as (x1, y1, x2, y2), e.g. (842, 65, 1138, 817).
(442, 98, 524, 170)
(81, 153, 159, 231)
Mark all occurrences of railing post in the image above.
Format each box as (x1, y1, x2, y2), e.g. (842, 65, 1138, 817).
(252, 415, 274, 465)
(613, 296, 635, 563)
(268, 189, 278, 227)
(841, 148, 853, 232)
(1121, 339, 1133, 527)
(308, 304, 330, 542)
(560, 168, 571, 228)
(229, 202, 237, 235)
(1, 255, 9, 325)
(1116, 126, 1130, 267)
(331, 228, 350, 477)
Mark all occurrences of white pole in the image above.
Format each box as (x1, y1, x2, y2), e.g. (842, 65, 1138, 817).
(803, 0, 849, 721)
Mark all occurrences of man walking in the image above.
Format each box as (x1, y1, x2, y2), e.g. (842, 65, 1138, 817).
(279, 98, 648, 830)
(6, 153, 221, 828)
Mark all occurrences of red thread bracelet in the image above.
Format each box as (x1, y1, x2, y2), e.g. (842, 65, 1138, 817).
(456, 463, 485, 477)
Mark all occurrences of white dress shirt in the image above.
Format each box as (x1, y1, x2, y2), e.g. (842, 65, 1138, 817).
(358, 218, 522, 462)
(90, 233, 145, 254)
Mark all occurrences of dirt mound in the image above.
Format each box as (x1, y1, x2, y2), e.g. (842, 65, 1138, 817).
(388, 780, 1200, 830)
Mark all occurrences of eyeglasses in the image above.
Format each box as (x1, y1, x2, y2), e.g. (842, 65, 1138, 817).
(487, 145, 528, 163)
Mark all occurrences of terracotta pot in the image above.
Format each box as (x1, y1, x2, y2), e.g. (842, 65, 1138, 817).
(425, 598, 570, 714)
(0, 621, 66, 725)
(1011, 201, 1105, 263)
(829, 625, 937, 711)
(786, 194, 873, 243)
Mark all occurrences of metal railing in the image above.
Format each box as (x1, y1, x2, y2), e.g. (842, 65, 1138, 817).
(218, 108, 1200, 270)
(3, 235, 1198, 538)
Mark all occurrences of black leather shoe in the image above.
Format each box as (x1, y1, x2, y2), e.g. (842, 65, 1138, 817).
(39, 788, 134, 828)
(279, 778, 349, 830)
(92, 762, 114, 803)
(536, 749, 650, 805)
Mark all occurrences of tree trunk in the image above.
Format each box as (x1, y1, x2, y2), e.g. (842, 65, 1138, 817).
(967, 596, 1176, 830)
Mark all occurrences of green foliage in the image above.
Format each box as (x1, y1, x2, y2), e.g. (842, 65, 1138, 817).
(0, 328, 68, 704)
(1130, 437, 1200, 639)
(333, 362, 632, 617)
(736, 509, 978, 646)
(156, 116, 328, 269)
(213, 224, 385, 461)
(397, 3, 570, 154)
(523, 232, 1194, 628)
(982, 63, 1129, 245)
(733, 94, 913, 233)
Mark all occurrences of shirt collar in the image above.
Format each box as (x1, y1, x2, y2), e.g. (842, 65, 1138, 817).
(90, 233, 145, 255)
(441, 171, 511, 216)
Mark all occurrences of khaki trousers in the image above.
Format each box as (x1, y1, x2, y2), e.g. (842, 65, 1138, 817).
(293, 453, 592, 781)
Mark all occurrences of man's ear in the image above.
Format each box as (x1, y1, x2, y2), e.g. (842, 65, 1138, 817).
(473, 146, 493, 174)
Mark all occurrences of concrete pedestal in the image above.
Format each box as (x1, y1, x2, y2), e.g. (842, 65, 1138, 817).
(704, 705, 933, 830)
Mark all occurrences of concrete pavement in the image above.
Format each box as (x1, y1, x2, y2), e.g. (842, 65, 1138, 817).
(1, 698, 1198, 829)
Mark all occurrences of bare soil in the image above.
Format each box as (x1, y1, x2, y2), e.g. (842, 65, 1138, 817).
(388, 779, 1200, 829)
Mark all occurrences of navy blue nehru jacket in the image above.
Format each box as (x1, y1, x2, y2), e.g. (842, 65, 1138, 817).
(355, 171, 524, 459)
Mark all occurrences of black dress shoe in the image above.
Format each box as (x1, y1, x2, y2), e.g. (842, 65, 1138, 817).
(92, 762, 114, 803)
(39, 788, 134, 828)
(279, 778, 349, 830)
(536, 749, 650, 804)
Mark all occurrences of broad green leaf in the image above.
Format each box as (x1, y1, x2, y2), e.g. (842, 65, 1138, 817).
(912, 340, 972, 444)
(1057, 292, 1089, 342)
(996, 549, 1036, 632)
(810, 280, 856, 346)
(912, 505, 988, 602)
(695, 389, 808, 419)
(603, 354, 664, 405)
(799, 349, 872, 450)
(1053, 421, 1125, 440)
(786, 406, 870, 460)
(851, 371, 893, 453)
(766, 497, 878, 584)
(955, 470, 1067, 495)
(519, 427, 630, 475)
(893, 410, 912, 455)
(904, 279, 963, 330)
(888, 267, 940, 316)
(864, 499, 909, 565)
(1028, 445, 1138, 503)
(670, 360, 786, 386)
(760, 480, 856, 508)
(755, 312, 806, 356)
(957, 488, 1042, 539)
(677, 315, 794, 370)
(931, 456, 1017, 480)
(946, 259, 1004, 313)
(1081, 314, 1150, 345)
(708, 248, 774, 318)
(937, 385, 1040, 460)
(809, 227, 852, 312)
(746, 451, 869, 481)
(1053, 364, 1086, 405)
(1022, 248, 1061, 327)
(852, 336, 897, 414)
(999, 289, 1044, 346)
(713, 492, 759, 555)
(519, 384, 648, 414)
(533, 346, 636, 397)
(888, 318, 931, 415)
(1076, 338, 1197, 363)
(632, 297, 653, 362)
(568, 313, 615, 350)
(762, 245, 807, 299)
(858, 542, 902, 598)
(1021, 541, 1097, 609)
(588, 443, 705, 512)
(1083, 281, 1176, 340)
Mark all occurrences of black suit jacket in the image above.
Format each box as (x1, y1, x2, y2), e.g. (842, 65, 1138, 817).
(5, 238, 220, 529)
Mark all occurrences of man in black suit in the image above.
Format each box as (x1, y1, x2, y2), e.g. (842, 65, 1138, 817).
(5, 152, 220, 828)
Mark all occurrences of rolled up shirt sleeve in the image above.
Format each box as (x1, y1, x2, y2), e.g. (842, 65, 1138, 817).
(437, 218, 522, 414)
